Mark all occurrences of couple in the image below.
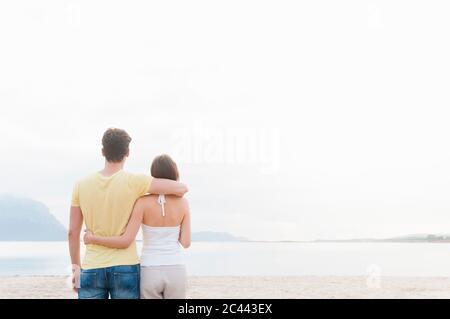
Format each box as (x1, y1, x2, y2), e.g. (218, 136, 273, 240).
(68, 128, 191, 299)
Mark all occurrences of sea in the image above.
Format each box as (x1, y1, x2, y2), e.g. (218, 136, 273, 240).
(0, 242, 449, 277)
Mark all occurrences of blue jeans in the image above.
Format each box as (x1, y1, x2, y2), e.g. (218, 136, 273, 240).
(78, 264, 140, 299)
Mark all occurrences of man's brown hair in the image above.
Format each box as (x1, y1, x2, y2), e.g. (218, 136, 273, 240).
(151, 154, 180, 181)
(102, 128, 132, 163)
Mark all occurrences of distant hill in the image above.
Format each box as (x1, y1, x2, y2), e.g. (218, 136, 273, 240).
(192, 231, 248, 242)
(385, 234, 450, 243)
(314, 233, 450, 243)
(0, 195, 67, 241)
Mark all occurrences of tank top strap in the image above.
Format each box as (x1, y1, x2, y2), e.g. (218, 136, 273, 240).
(158, 194, 166, 217)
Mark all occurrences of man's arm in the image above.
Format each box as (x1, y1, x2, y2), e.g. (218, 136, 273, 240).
(149, 178, 188, 197)
(68, 206, 83, 290)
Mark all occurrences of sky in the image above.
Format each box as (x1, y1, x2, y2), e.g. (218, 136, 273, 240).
(1, 1, 450, 241)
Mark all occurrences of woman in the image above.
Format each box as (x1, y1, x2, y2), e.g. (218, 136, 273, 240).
(84, 154, 191, 299)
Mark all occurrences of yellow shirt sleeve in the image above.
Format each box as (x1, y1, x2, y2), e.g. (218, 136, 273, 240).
(71, 183, 80, 207)
(130, 174, 153, 197)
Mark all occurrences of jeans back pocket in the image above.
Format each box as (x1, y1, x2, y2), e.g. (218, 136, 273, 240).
(80, 270, 97, 289)
(112, 272, 139, 299)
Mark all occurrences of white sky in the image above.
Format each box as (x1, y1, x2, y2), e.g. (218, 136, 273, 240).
(1, 1, 450, 240)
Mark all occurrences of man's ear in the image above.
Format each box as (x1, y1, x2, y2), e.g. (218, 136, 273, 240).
(101, 148, 105, 157)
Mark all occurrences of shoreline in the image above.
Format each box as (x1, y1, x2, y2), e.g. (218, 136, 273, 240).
(2, 276, 450, 299)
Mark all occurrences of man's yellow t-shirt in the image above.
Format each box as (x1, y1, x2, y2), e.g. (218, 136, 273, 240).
(71, 170, 152, 270)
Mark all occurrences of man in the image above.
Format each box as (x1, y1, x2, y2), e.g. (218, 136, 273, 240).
(68, 128, 188, 299)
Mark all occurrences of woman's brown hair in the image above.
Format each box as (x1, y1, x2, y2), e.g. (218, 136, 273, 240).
(151, 154, 180, 181)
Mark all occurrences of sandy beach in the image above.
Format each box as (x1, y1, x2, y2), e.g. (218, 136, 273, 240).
(1, 276, 450, 299)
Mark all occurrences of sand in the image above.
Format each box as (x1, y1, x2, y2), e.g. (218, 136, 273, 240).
(1, 276, 450, 299)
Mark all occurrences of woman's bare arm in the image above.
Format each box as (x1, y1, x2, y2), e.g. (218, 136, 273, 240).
(179, 200, 191, 248)
(84, 201, 144, 249)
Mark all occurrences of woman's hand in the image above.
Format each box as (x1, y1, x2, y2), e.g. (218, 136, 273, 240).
(83, 230, 95, 245)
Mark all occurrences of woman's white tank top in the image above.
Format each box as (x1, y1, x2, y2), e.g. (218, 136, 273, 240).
(140, 195, 184, 266)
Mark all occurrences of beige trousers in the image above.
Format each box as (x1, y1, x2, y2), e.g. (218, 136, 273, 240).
(140, 265, 187, 299)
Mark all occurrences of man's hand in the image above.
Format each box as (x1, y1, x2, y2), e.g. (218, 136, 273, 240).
(71, 264, 80, 292)
(83, 230, 95, 245)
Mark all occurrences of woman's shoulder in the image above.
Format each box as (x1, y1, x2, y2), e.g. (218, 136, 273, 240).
(138, 194, 189, 209)
(138, 194, 187, 204)
(165, 195, 189, 209)
(165, 194, 188, 202)
(136, 194, 159, 206)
